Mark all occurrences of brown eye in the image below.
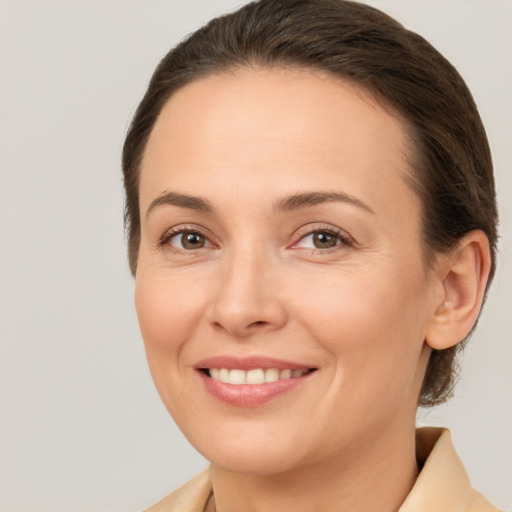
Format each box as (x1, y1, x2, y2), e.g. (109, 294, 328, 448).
(312, 232, 338, 249)
(294, 228, 351, 251)
(170, 231, 207, 250)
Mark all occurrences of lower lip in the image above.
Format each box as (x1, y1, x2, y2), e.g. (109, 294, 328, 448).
(199, 372, 311, 408)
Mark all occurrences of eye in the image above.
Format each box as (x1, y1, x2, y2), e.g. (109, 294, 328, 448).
(294, 228, 353, 250)
(300, 231, 339, 249)
(165, 230, 211, 251)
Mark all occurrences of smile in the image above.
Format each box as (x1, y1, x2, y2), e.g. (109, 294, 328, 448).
(195, 356, 317, 407)
(207, 368, 311, 385)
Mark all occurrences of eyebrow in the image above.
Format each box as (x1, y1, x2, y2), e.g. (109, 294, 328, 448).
(274, 191, 375, 215)
(145, 190, 375, 218)
(146, 192, 214, 217)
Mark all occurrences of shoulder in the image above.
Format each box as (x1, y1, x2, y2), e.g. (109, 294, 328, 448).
(144, 469, 212, 512)
(399, 428, 502, 512)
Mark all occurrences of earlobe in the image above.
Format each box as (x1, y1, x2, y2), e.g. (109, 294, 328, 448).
(426, 230, 492, 350)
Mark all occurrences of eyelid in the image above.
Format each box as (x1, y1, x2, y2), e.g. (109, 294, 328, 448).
(159, 224, 217, 251)
(290, 223, 355, 249)
(158, 222, 354, 253)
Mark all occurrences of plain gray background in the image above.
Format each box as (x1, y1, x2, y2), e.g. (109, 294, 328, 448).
(0, 0, 511, 510)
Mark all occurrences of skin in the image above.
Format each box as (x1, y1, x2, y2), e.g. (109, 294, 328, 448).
(134, 67, 490, 512)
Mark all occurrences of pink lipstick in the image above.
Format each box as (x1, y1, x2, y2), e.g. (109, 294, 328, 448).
(195, 356, 316, 407)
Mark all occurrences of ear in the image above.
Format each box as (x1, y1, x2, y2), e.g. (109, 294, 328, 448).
(426, 230, 492, 350)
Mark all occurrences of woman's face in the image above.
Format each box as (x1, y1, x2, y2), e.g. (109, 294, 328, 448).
(135, 67, 442, 475)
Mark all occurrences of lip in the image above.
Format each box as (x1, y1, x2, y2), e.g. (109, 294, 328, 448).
(195, 355, 312, 371)
(195, 355, 316, 408)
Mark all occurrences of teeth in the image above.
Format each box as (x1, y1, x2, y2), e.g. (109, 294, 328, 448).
(265, 368, 279, 382)
(208, 367, 309, 385)
(280, 369, 292, 379)
(246, 368, 265, 384)
(228, 369, 246, 385)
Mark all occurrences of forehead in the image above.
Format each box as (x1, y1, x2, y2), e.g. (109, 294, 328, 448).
(140, 66, 417, 223)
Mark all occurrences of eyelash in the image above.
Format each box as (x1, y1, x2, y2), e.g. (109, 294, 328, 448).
(159, 226, 212, 251)
(291, 225, 354, 252)
(159, 224, 354, 254)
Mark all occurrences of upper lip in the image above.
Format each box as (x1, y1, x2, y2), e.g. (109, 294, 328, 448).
(195, 355, 315, 371)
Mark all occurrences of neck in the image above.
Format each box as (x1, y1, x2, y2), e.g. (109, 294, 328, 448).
(210, 421, 419, 512)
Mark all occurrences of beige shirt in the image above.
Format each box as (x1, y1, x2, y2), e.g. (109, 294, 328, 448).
(145, 428, 501, 512)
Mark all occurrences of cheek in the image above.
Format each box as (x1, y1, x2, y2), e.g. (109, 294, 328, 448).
(134, 271, 205, 361)
(297, 270, 424, 334)
(295, 267, 430, 383)
(134, 270, 211, 420)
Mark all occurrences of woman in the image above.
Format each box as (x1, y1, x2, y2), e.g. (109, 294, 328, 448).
(122, 1, 500, 510)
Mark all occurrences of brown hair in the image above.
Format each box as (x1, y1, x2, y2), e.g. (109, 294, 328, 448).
(122, 0, 498, 406)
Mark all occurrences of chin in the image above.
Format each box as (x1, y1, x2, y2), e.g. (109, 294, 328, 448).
(209, 450, 302, 476)
(188, 428, 306, 476)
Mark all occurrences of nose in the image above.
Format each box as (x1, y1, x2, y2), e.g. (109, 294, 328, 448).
(206, 247, 288, 338)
